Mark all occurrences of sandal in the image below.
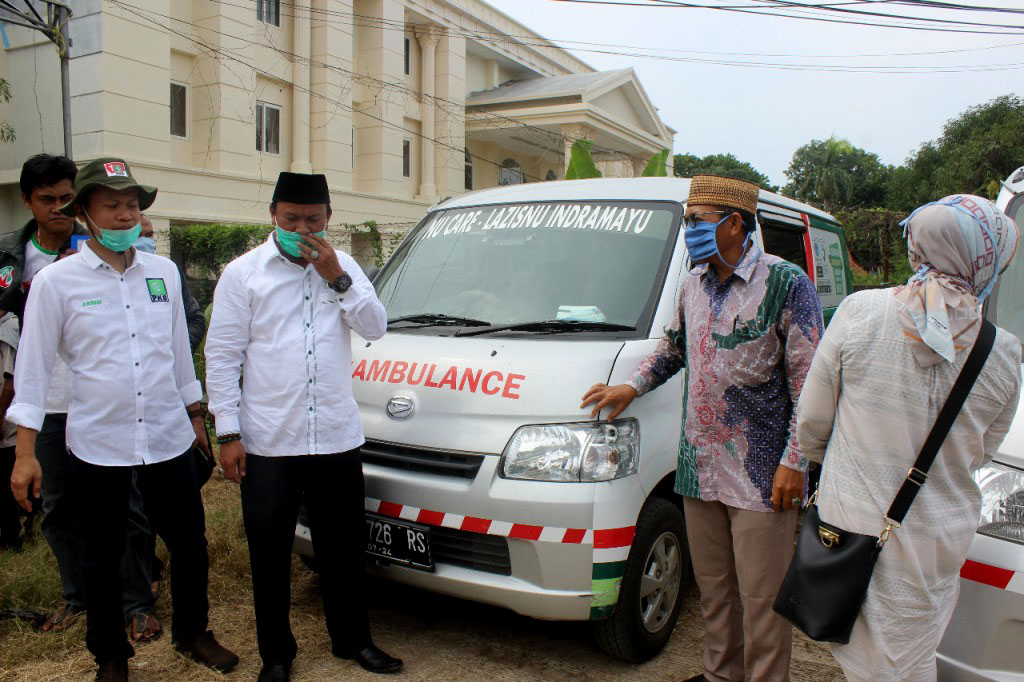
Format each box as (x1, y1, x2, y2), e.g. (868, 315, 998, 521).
(127, 609, 163, 643)
(40, 603, 84, 633)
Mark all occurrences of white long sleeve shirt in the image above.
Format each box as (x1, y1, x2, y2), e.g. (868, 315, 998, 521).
(7, 244, 203, 466)
(205, 235, 387, 456)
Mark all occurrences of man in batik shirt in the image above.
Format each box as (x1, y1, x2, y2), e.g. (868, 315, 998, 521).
(582, 175, 823, 682)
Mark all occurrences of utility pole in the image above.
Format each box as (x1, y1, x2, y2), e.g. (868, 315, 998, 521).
(0, 1, 74, 157)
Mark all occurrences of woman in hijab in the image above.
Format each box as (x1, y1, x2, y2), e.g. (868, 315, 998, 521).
(796, 195, 1021, 681)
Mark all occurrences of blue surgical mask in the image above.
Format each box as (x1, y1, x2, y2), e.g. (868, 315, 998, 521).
(274, 224, 325, 258)
(684, 214, 750, 268)
(83, 210, 142, 253)
(134, 236, 156, 254)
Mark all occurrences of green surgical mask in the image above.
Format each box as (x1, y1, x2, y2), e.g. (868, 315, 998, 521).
(275, 225, 325, 258)
(83, 210, 142, 253)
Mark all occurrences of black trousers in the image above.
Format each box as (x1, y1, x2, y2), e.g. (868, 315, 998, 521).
(70, 451, 209, 663)
(0, 446, 19, 546)
(241, 450, 371, 666)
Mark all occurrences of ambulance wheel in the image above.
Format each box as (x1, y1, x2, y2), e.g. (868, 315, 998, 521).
(593, 496, 688, 663)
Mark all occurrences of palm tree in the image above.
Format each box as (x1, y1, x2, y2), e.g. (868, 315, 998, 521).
(800, 137, 854, 213)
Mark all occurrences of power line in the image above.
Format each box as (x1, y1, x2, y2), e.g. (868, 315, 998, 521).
(205, 0, 1024, 70)
(549, 0, 1024, 35)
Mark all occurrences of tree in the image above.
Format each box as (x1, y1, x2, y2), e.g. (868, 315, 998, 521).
(888, 95, 1024, 211)
(783, 137, 891, 212)
(0, 78, 14, 144)
(565, 139, 602, 180)
(673, 153, 776, 191)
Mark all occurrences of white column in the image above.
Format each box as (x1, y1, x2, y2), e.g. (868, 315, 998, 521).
(415, 28, 440, 201)
(291, 0, 313, 173)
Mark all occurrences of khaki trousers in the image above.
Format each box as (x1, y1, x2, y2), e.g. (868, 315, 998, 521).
(683, 497, 797, 682)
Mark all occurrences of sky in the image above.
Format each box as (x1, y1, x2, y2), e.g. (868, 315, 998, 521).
(485, 0, 1022, 188)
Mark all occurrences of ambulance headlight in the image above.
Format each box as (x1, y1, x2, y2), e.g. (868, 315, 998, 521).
(976, 462, 1024, 545)
(501, 420, 640, 482)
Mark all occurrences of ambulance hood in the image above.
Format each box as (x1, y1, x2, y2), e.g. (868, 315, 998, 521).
(351, 332, 623, 455)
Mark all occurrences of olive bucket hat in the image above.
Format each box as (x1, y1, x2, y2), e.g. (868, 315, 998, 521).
(59, 157, 157, 216)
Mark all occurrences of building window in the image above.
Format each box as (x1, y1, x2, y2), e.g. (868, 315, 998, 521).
(351, 127, 356, 171)
(257, 0, 280, 27)
(256, 101, 280, 154)
(464, 148, 473, 191)
(402, 140, 411, 178)
(404, 37, 411, 75)
(499, 158, 524, 186)
(170, 81, 187, 138)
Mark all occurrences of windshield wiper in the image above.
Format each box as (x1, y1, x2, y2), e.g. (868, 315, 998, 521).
(388, 313, 491, 328)
(455, 319, 636, 337)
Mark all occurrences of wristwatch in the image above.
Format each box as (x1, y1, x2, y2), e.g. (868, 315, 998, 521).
(328, 272, 353, 293)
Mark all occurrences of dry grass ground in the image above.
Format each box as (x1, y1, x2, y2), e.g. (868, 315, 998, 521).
(1, 476, 842, 682)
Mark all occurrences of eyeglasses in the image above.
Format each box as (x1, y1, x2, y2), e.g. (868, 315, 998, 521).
(684, 210, 733, 229)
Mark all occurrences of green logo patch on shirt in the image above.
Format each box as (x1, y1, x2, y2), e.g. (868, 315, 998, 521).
(81, 298, 104, 308)
(146, 278, 168, 303)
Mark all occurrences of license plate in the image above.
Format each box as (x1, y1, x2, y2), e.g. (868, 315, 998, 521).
(365, 513, 433, 571)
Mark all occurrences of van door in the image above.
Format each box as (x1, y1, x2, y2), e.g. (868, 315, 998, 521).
(758, 207, 851, 325)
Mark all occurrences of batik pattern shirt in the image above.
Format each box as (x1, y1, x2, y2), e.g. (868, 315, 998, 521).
(627, 245, 824, 512)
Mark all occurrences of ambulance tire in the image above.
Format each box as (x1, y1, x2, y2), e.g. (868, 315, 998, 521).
(593, 496, 688, 663)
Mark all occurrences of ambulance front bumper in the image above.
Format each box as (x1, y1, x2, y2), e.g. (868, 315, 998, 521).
(293, 521, 595, 621)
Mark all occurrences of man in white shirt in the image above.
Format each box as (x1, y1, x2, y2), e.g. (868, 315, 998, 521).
(8, 158, 238, 682)
(1, 154, 159, 639)
(205, 172, 397, 682)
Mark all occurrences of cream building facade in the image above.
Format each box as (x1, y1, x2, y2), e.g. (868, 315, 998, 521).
(0, 0, 674, 263)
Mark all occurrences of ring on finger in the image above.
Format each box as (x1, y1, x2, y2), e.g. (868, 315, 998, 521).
(790, 497, 802, 507)
(310, 249, 319, 260)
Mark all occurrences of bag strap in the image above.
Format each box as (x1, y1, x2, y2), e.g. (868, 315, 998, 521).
(884, 319, 997, 526)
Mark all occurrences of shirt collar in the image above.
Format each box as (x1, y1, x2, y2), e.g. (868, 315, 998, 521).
(694, 243, 762, 284)
(79, 241, 145, 271)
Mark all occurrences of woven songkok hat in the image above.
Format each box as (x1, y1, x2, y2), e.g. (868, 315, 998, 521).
(687, 175, 759, 215)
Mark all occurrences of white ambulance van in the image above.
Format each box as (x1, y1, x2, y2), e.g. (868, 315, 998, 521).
(938, 168, 1024, 680)
(293, 177, 851, 662)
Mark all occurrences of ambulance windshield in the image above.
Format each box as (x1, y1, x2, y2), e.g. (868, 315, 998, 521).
(375, 201, 680, 334)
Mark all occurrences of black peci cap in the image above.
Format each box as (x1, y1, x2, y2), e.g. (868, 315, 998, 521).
(272, 171, 330, 205)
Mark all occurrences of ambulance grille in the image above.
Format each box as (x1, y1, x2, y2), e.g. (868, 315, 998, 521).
(431, 526, 512, 575)
(361, 441, 485, 480)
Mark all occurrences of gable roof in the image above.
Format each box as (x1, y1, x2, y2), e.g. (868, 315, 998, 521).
(466, 68, 670, 140)
(466, 69, 633, 106)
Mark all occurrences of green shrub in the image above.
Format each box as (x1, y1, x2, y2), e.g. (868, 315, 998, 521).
(170, 223, 272, 280)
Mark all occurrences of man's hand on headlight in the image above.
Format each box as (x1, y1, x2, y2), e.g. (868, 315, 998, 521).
(581, 383, 637, 421)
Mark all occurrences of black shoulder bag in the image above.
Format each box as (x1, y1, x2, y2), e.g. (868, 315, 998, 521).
(772, 319, 996, 644)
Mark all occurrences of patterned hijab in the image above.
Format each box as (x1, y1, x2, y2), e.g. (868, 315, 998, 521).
(894, 194, 1018, 366)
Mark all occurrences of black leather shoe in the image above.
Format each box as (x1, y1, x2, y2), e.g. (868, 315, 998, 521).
(257, 662, 291, 682)
(335, 644, 403, 674)
(95, 659, 129, 682)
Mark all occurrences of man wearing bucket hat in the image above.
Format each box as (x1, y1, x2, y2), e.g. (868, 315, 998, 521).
(8, 157, 238, 681)
(582, 176, 823, 682)
(0, 154, 163, 643)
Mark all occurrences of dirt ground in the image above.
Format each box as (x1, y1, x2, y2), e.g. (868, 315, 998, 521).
(1, 579, 845, 682)
(0, 479, 844, 681)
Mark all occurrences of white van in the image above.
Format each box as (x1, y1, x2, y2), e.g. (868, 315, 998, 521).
(938, 169, 1024, 680)
(293, 177, 851, 662)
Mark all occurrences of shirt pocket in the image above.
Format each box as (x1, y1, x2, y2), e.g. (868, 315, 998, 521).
(144, 303, 173, 342)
